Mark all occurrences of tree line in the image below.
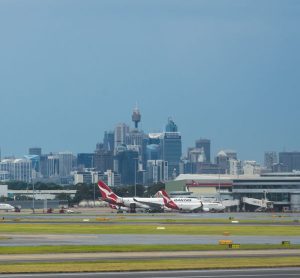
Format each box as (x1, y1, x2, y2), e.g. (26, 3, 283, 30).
(0, 181, 165, 205)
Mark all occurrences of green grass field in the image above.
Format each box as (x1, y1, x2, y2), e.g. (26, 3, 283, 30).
(0, 244, 300, 254)
(0, 257, 300, 273)
(1, 223, 300, 235)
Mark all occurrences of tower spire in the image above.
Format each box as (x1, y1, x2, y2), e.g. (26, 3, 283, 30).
(131, 104, 141, 129)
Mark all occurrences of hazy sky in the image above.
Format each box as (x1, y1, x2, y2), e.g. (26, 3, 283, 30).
(0, 0, 299, 162)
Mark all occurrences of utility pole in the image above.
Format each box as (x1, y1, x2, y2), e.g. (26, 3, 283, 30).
(32, 179, 35, 214)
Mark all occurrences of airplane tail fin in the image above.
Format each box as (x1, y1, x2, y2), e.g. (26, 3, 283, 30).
(98, 180, 121, 205)
(159, 190, 179, 210)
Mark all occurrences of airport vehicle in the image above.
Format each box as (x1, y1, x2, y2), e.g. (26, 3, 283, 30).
(0, 203, 15, 211)
(98, 180, 164, 212)
(159, 190, 203, 212)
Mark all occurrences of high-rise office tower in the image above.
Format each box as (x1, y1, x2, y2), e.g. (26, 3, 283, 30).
(264, 151, 278, 170)
(146, 160, 168, 185)
(103, 131, 115, 152)
(279, 152, 300, 172)
(77, 153, 94, 169)
(29, 147, 42, 156)
(58, 152, 74, 177)
(94, 147, 113, 173)
(114, 123, 129, 150)
(165, 117, 178, 132)
(215, 150, 229, 174)
(195, 139, 211, 163)
(47, 154, 59, 177)
(162, 119, 182, 180)
(114, 146, 139, 185)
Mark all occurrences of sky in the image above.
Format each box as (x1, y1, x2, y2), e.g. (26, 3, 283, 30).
(0, 0, 299, 163)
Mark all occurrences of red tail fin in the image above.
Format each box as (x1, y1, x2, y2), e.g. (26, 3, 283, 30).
(159, 190, 179, 210)
(98, 180, 121, 205)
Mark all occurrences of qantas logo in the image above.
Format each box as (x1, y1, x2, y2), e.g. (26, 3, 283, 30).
(98, 181, 123, 205)
(159, 190, 179, 210)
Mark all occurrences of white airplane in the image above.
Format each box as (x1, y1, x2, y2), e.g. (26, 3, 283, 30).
(0, 203, 15, 211)
(98, 181, 164, 212)
(201, 200, 225, 212)
(159, 190, 203, 212)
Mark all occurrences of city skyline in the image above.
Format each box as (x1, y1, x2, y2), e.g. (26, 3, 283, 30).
(0, 1, 299, 162)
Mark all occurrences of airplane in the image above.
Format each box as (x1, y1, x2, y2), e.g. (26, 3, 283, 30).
(108, 204, 130, 213)
(98, 180, 164, 212)
(201, 200, 225, 212)
(159, 190, 203, 212)
(0, 203, 15, 211)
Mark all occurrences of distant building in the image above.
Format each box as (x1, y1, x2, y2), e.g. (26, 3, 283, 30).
(162, 130, 182, 179)
(47, 154, 59, 177)
(114, 123, 129, 149)
(29, 147, 42, 156)
(243, 160, 261, 175)
(195, 139, 211, 163)
(103, 131, 115, 152)
(0, 158, 32, 183)
(58, 152, 74, 177)
(77, 153, 94, 170)
(73, 169, 100, 184)
(279, 152, 300, 172)
(114, 146, 138, 185)
(215, 150, 229, 173)
(224, 150, 237, 160)
(264, 151, 278, 170)
(146, 160, 168, 185)
(99, 169, 121, 187)
(165, 117, 178, 132)
(94, 148, 113, 173)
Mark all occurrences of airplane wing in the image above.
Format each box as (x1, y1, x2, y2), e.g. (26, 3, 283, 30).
(133, 198, 163, 210)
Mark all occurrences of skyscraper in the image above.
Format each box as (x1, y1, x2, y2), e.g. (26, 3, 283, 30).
(114, 146, 138, 185)
(103, 131, 115, 152)
(264, 151, 278, 170)
(29, 147, 42, 156)
(279, 152, 300, 172)
(58, 152, 74, 177)
(195, 139, 211, 163)
(162, 119, 182, 179)
(114, 123, 129, 150)
(165, 117, 178, 132)
(77, 153, 94, 169)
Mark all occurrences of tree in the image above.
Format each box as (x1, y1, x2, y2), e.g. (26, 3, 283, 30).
(72, 183, 100, 204)
(145, 182, 165, 197)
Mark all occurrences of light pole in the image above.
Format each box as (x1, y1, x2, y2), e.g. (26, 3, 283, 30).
(32, 179, 35, 214)
(134, 158, 138, 197)
(218, 168, 221, 201)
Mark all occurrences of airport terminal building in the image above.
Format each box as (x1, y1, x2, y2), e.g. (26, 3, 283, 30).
(165, 173, 300, 212)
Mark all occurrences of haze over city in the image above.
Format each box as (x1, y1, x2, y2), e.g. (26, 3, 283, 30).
(1, 0, 299, 162)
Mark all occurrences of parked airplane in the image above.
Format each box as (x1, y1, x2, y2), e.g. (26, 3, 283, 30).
(98, 180, 164, 212)
(159, 190, 203, 212)
(201, 200, 225, 212)
(0, 203, 15, 211)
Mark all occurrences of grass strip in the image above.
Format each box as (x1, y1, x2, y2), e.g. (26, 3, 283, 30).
(0, 257, 300, 273)
(1, 223, 300, 235)
(1, 244, 300, 254)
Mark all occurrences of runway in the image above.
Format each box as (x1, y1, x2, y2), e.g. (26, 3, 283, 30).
(0, 268, 299, 277)
(1, 233, 300, 246)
